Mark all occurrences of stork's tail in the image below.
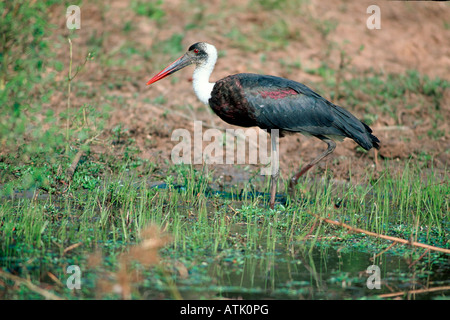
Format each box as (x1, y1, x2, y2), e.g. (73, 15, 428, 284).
(361, 122, 380, 150)
(330, 103, 380, 151)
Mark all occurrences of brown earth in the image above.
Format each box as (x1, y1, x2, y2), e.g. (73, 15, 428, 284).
(46, 0, 449, 185)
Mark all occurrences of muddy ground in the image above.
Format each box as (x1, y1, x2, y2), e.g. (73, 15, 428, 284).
(46, 0, 449, 185)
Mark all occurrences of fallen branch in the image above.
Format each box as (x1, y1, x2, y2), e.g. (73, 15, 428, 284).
(63, 242, 83, 255)
(371, 241, 398, 261)
(65, 149, 84, 181)
(311, 213, 450, 254)
(0, 268, 64, 300)
(378, 285, 450, 298)
(408, 249, 431, 268)
(65, 134, 100, 183)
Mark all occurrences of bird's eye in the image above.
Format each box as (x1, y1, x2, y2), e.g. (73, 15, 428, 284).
(193, 49, 199, 54)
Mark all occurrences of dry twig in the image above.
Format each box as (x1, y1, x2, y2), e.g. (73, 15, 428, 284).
(0, 269, 64, 300)
(378, 286, 450, 298)
(311, 213, 450, 254)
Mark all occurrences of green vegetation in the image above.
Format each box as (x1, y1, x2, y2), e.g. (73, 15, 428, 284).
(1, 161, 448, 299)
(132, 0, 165, 21)
(1, 1, 60, 161)
(0, 1, 448, 300)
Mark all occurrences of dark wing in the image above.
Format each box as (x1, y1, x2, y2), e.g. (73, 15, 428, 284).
(237, 74, 379, 150)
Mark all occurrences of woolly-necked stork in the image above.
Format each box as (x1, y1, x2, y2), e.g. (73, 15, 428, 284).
(147, 42, 380, 209)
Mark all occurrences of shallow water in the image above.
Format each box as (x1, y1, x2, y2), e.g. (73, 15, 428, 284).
(203, 246, 449, 299)
(2, 240, 448, 300)
(1, 181, 449, 300)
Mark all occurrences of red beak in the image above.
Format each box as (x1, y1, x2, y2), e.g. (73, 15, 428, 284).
(146, 54, 193, 85)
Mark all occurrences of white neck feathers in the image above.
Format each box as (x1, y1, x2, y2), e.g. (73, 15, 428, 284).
(192, 44, 217, 105)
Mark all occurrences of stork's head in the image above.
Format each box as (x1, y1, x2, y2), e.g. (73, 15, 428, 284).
(146, 42, 217, 85)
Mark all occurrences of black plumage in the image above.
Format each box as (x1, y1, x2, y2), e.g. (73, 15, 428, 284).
(147, 42, 380, 209)
(210, 73, 379, 150)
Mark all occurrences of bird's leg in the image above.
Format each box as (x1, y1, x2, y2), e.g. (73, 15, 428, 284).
(269, 132, 280, 209)
(289, 137, 336, 191)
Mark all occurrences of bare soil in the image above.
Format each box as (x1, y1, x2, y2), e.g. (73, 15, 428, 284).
(47, 0, 449, 184)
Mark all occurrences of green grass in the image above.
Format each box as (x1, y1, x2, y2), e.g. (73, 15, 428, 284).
(1, 159, 448, 299)
(1, 0, 449, 300)
(131, 0, 165, 21)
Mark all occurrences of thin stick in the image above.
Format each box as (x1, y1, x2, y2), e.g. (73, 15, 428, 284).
(311, 213, 450, 254)
(66, 37, 73, 155)
(408, 249, 431, 268)
(63, 242, 83, 255)
(371, 241, 398, 261)
(378, 286, 450, 298)
(65, 149, 84, 181)
(65, 134, 100, 182)
(0, 269, 64, 300)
